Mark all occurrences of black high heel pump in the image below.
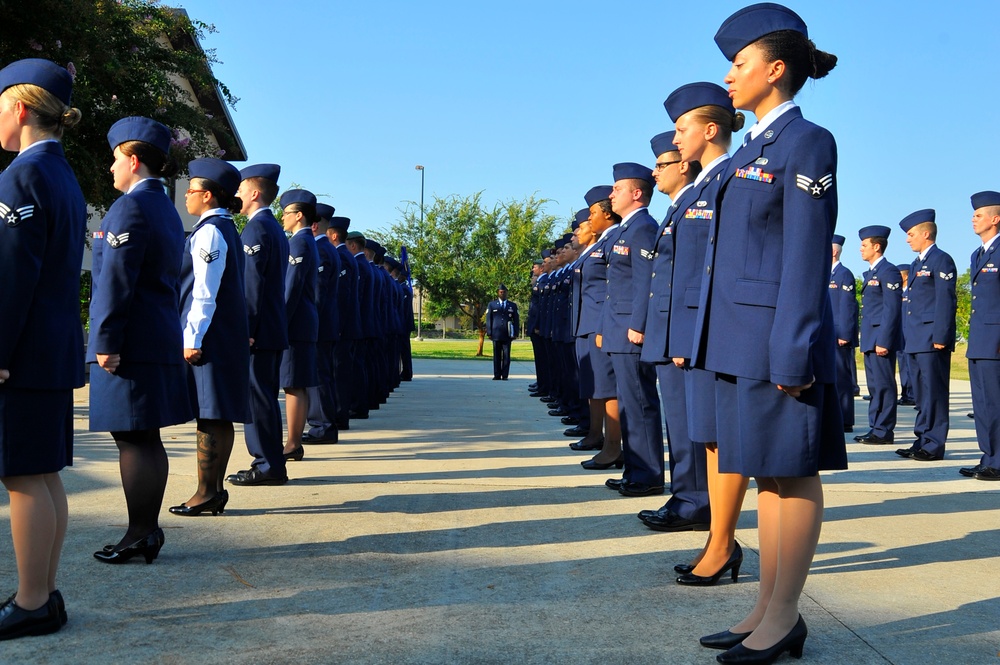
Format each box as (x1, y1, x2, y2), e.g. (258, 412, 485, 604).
(93, 528, 164, 564)
(168, 492, 227, 517)
(716, 615, 807, 664)
(676, 542, 743, 586)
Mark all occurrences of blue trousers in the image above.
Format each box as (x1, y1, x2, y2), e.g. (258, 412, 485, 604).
(863, 350, 897, 439)
(611, 353, 664, 487)
(306, 341, 338, 441)
(969, 358, 1000, 469)
(244, 349, 286, 476)
(656, 363, 709, 522)
(910, 350, 950, 457)
(834, 344, 856, 427)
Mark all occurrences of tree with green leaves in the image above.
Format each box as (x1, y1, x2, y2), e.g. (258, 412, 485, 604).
(0, 0, 240, 210)
(375, 193, 559, 354)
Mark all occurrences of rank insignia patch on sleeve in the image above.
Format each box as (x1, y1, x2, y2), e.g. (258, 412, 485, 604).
(0, 202, 35, 227)
(288, 255, 304, 265)
(244, 244, 261, 255)
(106, 231, 130, 248)
(795, 173, 834, 198)
(199, 249, 220, 263)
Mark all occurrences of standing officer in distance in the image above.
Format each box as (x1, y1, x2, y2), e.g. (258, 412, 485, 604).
(964, 191, 1000, 480)
(487, 285, 519, 380)
(897, 209, 957, 462)
(328, 217, 361, 429)
(896, 264, 916, 406)
(830, 234, 858, 433)
(856, 225, 902, 445)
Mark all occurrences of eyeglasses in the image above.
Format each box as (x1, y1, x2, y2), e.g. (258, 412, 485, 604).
(654, 161, 681, 171)
(185, 188, 208, 196)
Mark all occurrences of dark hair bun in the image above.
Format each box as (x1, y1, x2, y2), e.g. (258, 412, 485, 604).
(732, 111, 746, 132)
(811, 47, 838, 79)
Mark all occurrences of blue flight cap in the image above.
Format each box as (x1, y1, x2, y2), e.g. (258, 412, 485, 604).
(330, 216, 351, 231)
(498, 284, 508, 291)
(899, 209, 935, 232)
(650, 131, 678, 157)
(279, 188, 316, 209)
(896, 264, 911, 273)
(574, 208, 590, 226)
(554, 238, 568, 250)
(315, 203, 335, 220)
(663, 82, 734, 122)
(106, 116, 171, 154)
(831, 234, 845, 246)
(584, 185, 613, 206)
(971, 191, 1000, 210)
(714, 3, 808, 60)
(385, 257, 401, 270)
(541, 249, 552, 259)
(612, 162, 655, 186)
(240, 163, 280, 184)
(365, 238, 382, 251)
(188, 157, 240, 197)
(858, 225, 891, 240)
(0, 58, 73, 105)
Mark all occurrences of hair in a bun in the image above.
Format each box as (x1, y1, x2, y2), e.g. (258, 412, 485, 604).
(756, 30, 837, 94)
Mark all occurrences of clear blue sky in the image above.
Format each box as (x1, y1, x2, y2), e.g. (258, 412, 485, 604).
(176, 0, 1000, 278)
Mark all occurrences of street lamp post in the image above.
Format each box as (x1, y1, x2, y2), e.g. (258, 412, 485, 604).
(415, 165, 425, 340)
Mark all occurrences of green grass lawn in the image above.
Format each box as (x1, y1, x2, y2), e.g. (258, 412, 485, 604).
(411, 338, 536, 361)
(412, 338, 972, 381)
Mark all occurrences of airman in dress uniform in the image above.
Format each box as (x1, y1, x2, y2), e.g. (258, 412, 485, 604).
(855, 225, 902, 445)
(896, 209, 957, 461)
(964, 191, 1000, 480)
(329, 217, 361, 429)
(895, 264, 916, 406)
(486, 284, 519, 380)
(346, 230, 376, 419)
(830, 234, 858, 432)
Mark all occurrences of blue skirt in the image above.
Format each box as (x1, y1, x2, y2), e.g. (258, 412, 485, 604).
(89, 361, 194, 432)
(715, 374, 847, 477)
(281, 341, 319, 389)
(589, 335, 617, 399)
(684, 367, 717, 443)
(576, 336, 595, 399)
(0, 388, 73, 476)
(189, 355, 251, 423)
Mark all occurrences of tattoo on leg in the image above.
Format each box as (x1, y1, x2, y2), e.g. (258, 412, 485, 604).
(197, 430, 220, 471)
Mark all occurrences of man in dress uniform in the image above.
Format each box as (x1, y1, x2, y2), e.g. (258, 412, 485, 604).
(639, 128, 711, 530)
(530, 250, 555, 402)
(346, 230, 375, 419)
(896, 209, 957, 461)
(830, 235, 858, 433)
(527, 260, 545, 394)
(964, 191, 1000, 480)
(855, 225, 902, 446)
(486, 285, 519, 380)
(599, 162, 664, 497)
(896, 264, 916, 406)
(302, 203, 341, 444)
(229, 164, 289, 486)
(328, 217, 361, 429)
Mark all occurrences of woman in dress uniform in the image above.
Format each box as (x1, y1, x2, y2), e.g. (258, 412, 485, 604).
(0, 58, 85, 639)
(278, 189, 320, 462)
(88, 117, 193, 563)
(692, 5, 846, 662)
(169, 158, 250, 517)
(661, 83, 750, 585)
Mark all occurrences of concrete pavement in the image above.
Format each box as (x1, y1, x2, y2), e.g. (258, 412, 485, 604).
(1, 358, 997, 664)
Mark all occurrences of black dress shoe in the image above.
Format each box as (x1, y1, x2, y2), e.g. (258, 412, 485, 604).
(897, 398, 916, 406)
(548, 407, 569, 417)
(569, 437, 603, 451)
(637, 504, 668, 520)
(283, 446, 305, 461)
(858, 433, 894, 445)
(93, 528, 164, 564)
(643, 510, 710, 532)
(716, 615, 807, 664)
(228, 467, 288, 486)
(974, 467, 1000, 480)
(677, 543, 742, 585)
(169, 492, 227, 517)
(619, 482, 665, 497)
(700, 629, 752, 650)
(605, 477, 625, 491)
(910, 449, 942, 462)
(492, 376, 501, 380)
(862, 394, 872, 400)
(335, 420, 350, 430)
(563, 426, 589, 437)
(967, 412, 975, 419)
(852, 430, 873, 442)
(959, 464, 984, 477)
(0, 594, 61, 641)
(539, 396, 557, 403)
(895, 447, 916, 458)
(301, 432, 338, 444)
(675, 563, 695, 575)
(560, 416, 580, 425)
(348, 410, 369, 419)
(581, 454, 624, 470)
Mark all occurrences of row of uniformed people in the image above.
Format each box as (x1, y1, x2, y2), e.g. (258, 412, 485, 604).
(524, 5, 846, 659)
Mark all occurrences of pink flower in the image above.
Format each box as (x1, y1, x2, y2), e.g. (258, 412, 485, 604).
(111, 94, 118, 102)
(204, 113, 214, 119)
(66, 62, 77, 79)
(215, 149, 226, 157)
(55, 40, 62, 49)
(28, 39, 43, 51)
(170, 137, 190, 149)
